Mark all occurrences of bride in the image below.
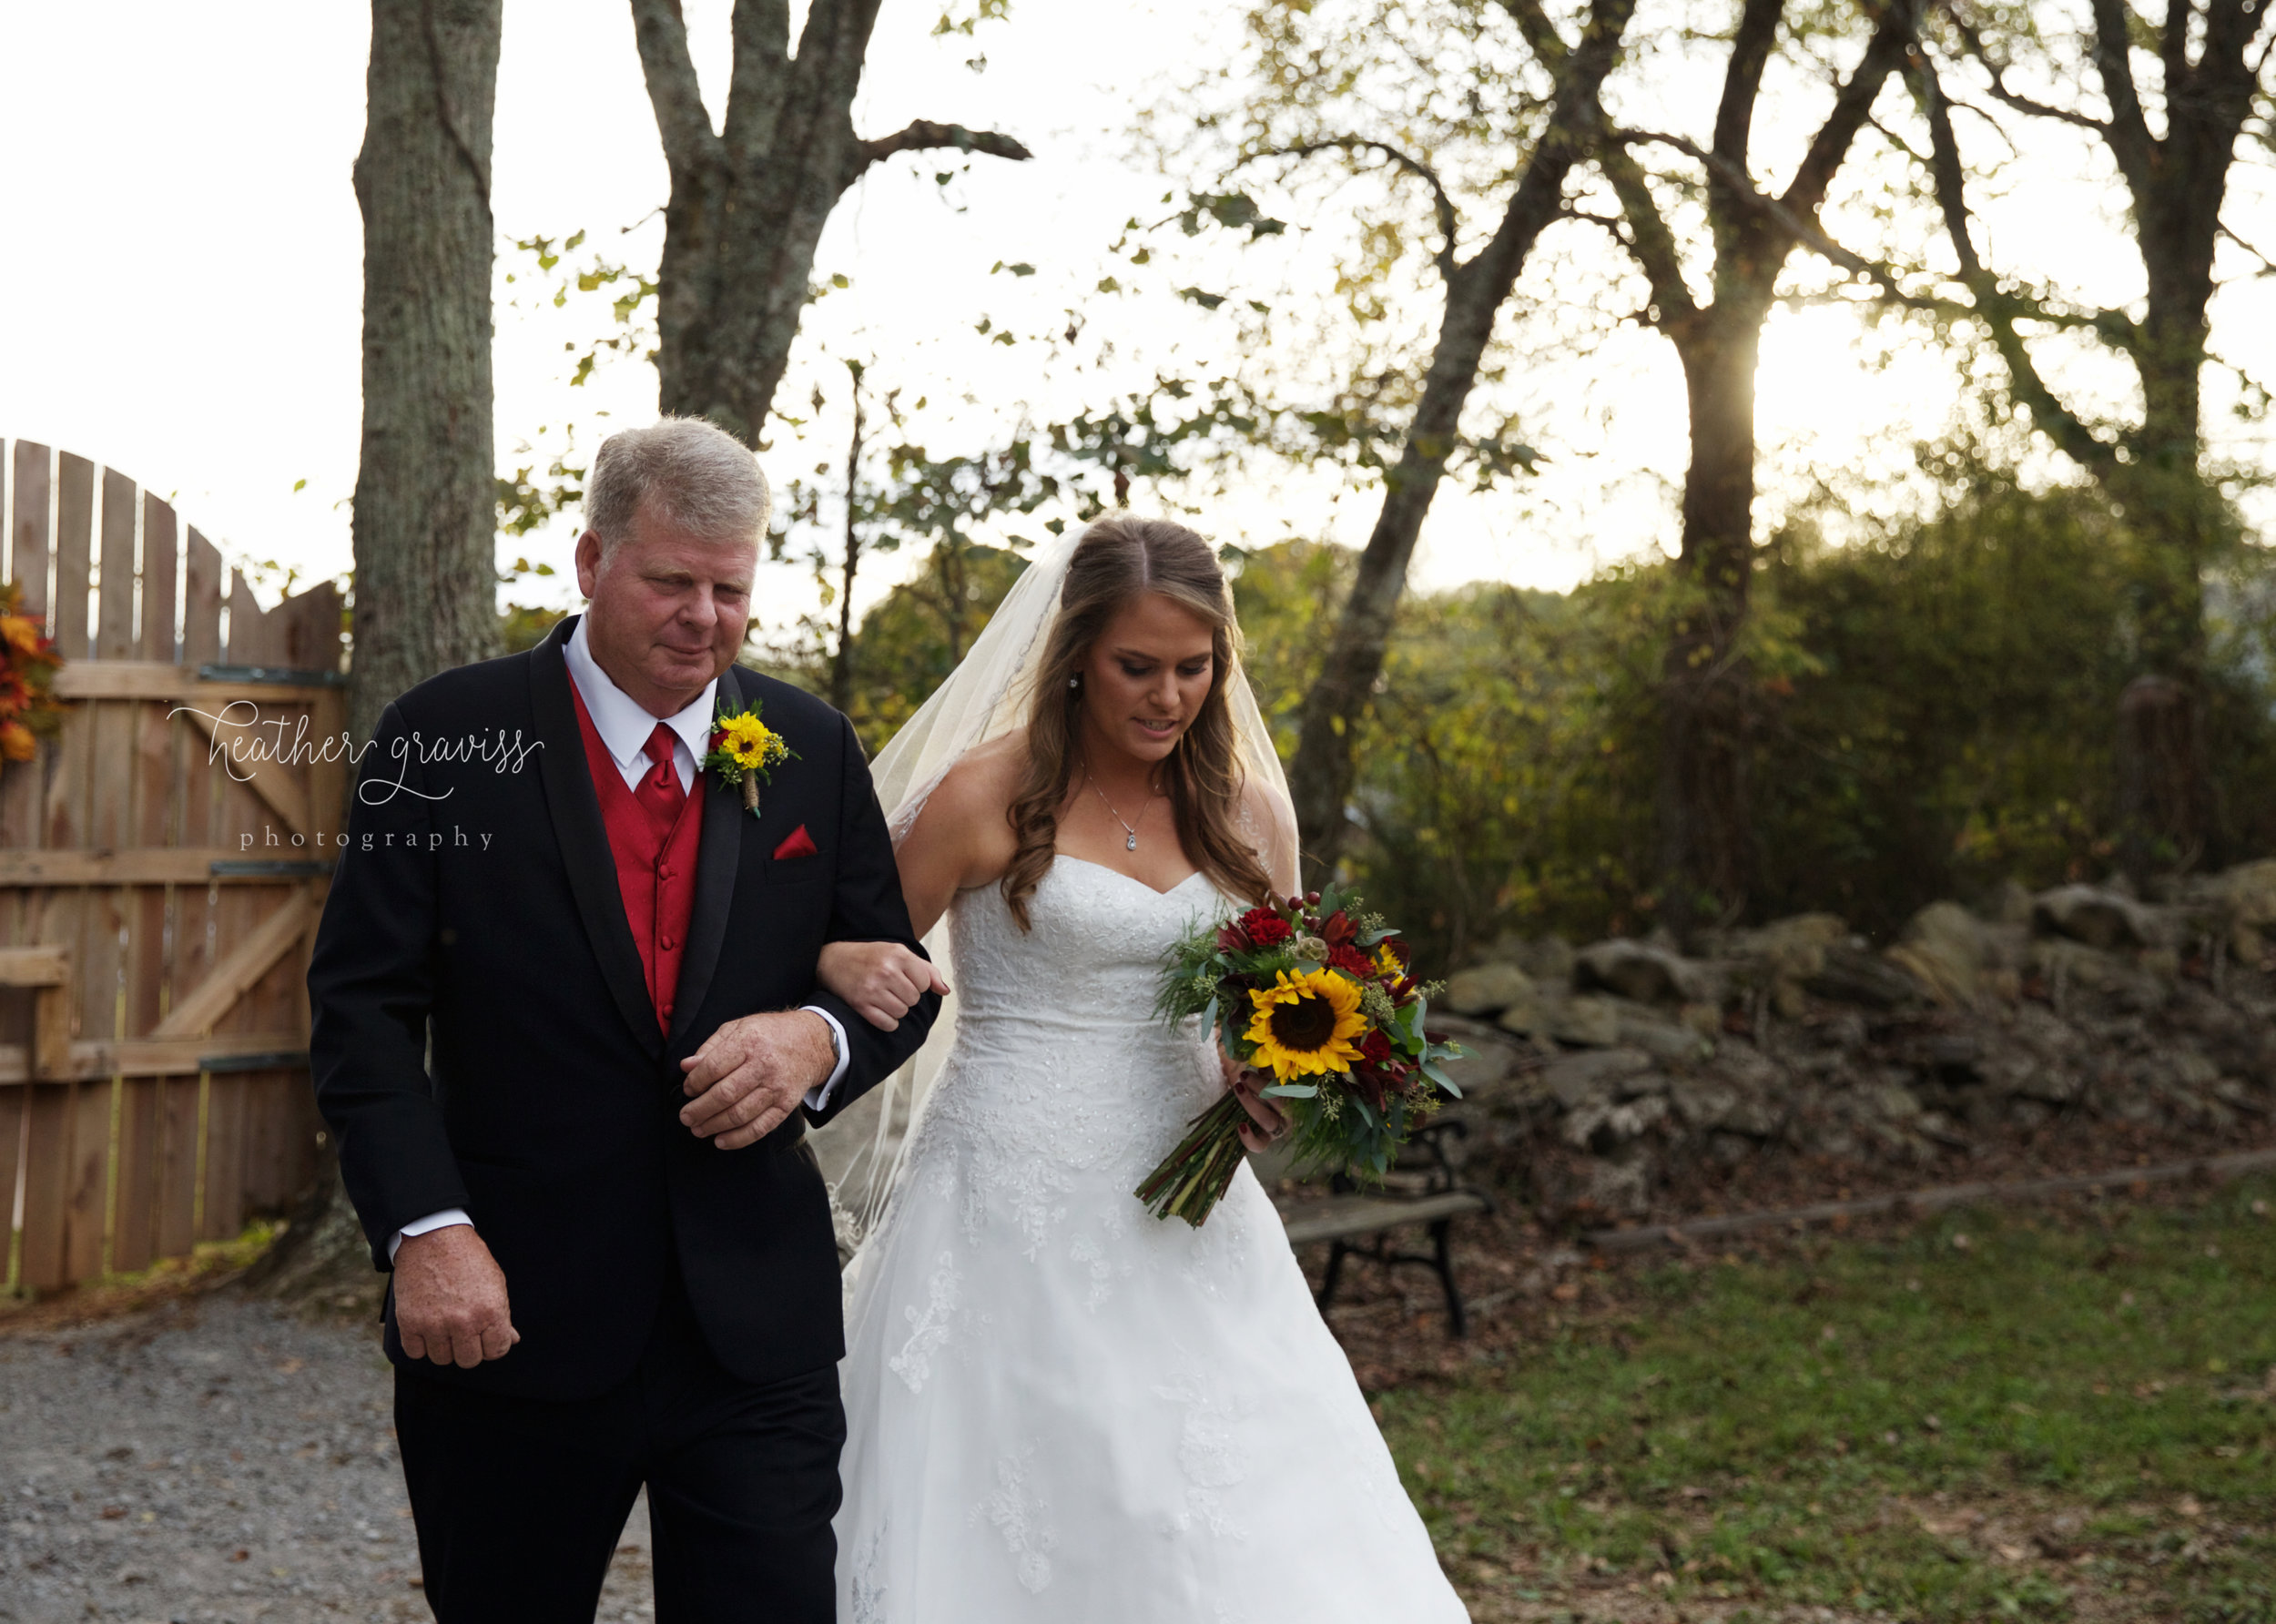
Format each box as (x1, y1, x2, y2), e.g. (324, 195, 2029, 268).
(811, 516, 1470, 1622)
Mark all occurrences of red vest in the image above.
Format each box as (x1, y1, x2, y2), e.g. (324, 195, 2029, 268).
(567, 680, 705, 1031)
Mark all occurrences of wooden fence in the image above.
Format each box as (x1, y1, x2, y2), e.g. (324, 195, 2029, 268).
(1, 439, 347, 1294)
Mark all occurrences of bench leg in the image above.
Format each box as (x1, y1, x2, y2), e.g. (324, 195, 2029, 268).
(1316, 1239, 1349, 1314)
(1430, 1218, 1467, 1339)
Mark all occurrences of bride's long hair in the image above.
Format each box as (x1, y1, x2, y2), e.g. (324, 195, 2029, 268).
(1001, 517, 1276, 929)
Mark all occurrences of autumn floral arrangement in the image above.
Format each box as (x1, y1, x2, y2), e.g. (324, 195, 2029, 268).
(703, 694, 795, 817)
(1137, 884, 1465, 1226)
(0, 583, 62, 771)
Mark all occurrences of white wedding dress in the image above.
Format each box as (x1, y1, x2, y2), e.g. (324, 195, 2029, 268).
(832, 855, 1471, 1622)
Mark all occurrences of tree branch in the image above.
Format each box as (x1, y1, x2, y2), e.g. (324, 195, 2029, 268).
(1915, 52, 2121, 474)
(852, 119, 1034, 180)
(719, 0, 791, 167)
(629, 0, 724, 172)
(1596, 137, 1700, 322)
(2088, 0, 2161, 198)
(1776, 3, 1915, 223)
(1946, 13, 2114, 133)
(1495, 0, 1570, 71)
(1254, 137, 1463, 279)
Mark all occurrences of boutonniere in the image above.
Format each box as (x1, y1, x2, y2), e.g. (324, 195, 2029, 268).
(703, 695, 796, 817)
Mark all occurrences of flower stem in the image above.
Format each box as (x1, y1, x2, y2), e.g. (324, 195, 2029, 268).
(1134, 1091, 1251, 1226)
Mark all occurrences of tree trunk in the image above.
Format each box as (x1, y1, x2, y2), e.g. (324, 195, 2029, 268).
(1287, 0, 1636, 878)
(347, 0, 503, 748)
(1656, 306, 1764, 929)
(262, 0, 503, 1310)
(830, 374, 864, 716)
(631, 0, 1031, 448)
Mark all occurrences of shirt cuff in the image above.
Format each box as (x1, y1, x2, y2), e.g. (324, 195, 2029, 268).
(386, 1208, 473, 1264)
(800, 1005, 850, 1113)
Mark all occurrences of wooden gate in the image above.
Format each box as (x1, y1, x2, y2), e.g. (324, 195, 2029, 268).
(1, 440, 348, 1294)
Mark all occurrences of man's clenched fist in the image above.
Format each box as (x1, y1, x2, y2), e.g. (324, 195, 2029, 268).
(394, 1225, 518, 1367)
(678, 1010, 836, 1150)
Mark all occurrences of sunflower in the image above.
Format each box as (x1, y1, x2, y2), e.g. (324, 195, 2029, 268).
(1245, 967, 1368, 1081)
(716, 712, 783, 772)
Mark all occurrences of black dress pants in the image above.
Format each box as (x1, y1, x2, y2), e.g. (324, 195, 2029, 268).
(394, 1274, 844, 1623)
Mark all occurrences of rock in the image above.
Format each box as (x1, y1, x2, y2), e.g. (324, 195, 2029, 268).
(1560, 1094, 1668, 1153)
(1580, 1143, 1655, 1215)
(1804, 944, 1925, 1010)
(2033, 884, 2166, 950)
(1445, 962, 1534, 1017)
(1865, 1081, 1924, 1122)
(1546, 994, 1623, 1048)
(1507, 934, 1577, 984)
(1885, 901, 1998, 1008)
(2215, 859, 2276, 964)
(1709, 912, 1848, 978)
(2030, 937, 2167, 1012)
(1679, 1001, 1723, 1036)
(1616, 1009, 1715, 1062)
(1539, 1048, 1655, 1110)
(1424, 1016, 1528, 1103)
(1667, 1076, 1740, 1130)
(1575, 939, 1722, 1006)
(1496, 992, 1549, 1037)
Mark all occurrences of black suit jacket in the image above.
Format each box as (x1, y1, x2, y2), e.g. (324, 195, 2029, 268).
(307, 617, 937, 1400)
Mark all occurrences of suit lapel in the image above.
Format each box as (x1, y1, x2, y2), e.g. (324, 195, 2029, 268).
(530, 617, 663, 1057)
(669, 665, 745, 1049)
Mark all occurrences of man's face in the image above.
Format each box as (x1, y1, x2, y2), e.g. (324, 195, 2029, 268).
(574, 501, 757, 716)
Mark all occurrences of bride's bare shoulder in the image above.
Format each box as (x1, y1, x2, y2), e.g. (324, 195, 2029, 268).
(906, 730, 1028, 856)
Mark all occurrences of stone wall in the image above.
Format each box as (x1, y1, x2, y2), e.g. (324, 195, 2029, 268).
(1430, 862, 2276, 1221)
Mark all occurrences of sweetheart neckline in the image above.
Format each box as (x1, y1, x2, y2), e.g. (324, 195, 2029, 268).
(1052, 853, 1214, 899)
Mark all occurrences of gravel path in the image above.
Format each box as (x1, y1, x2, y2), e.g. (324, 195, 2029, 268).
(0, 1293, 654, 1624)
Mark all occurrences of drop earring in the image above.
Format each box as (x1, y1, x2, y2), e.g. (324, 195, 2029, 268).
(1068, 675, 1081, 690)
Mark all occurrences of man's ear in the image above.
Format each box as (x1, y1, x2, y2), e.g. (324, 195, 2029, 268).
(574, 529, 604, 599)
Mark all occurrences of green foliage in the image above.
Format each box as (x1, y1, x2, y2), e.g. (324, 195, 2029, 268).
(1228, 482, 2276, 963)
(1378, 1182, 2276, 1620)
(766, 539, 1031, 756)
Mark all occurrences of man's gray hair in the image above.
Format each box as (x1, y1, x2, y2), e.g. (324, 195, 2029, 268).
(586, 417, 771, 550)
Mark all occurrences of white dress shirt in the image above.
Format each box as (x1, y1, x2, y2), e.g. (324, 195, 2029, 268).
(387, 616, 850, 1262)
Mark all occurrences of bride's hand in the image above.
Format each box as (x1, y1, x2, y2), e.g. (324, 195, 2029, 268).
(818, 940, 950, 1031)
(1220, 1049, 1288, 1155)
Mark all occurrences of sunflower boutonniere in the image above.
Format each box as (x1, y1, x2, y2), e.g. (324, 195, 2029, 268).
(703, 694, 795, 817)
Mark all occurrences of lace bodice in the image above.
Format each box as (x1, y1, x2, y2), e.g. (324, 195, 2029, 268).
(910, 858, 1230, 1236)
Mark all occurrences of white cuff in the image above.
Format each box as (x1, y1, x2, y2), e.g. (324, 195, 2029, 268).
(801, 1005, 850, 1113)
(387, 1207, 472, 1264)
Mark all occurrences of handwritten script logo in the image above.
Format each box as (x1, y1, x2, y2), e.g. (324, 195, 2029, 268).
(169, 702, 544, 805)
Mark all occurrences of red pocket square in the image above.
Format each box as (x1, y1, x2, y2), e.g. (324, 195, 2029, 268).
(772, 824, 819, 862)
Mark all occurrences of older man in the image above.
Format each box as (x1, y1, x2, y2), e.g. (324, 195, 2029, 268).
(309, 418, 939, 1621)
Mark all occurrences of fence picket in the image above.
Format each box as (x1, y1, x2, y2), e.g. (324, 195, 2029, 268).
(97, 468, 136, 659)
(11, 442, 51, 619)
(140, 493, 178, 664)
(53, 455, 93, 660)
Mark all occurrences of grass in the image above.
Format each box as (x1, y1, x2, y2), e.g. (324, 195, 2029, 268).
(1377, 1179, 2276, 1621)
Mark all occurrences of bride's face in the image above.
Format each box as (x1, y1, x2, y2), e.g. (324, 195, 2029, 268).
(1078, 593, 1218, 768)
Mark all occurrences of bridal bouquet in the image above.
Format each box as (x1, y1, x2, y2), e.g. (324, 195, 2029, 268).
(1136, 885, 1465, 1226)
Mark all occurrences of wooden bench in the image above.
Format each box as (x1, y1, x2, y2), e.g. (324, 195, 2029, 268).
(1276, 1121, 1494, 1336)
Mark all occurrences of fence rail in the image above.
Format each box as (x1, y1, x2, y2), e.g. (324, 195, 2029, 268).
(2, 439, 345, 1293)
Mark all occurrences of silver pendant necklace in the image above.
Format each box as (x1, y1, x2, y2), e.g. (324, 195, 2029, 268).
(1085, 768, 1155, 851)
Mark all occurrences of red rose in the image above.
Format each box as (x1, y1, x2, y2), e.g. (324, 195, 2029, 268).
(1239, 908, 1294, 949)
(1326, 944, 1377, 979)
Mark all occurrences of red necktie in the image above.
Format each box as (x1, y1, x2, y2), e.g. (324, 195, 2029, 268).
(637, 723, 686, 832)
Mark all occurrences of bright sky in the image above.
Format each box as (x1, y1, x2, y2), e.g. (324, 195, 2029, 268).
(1, 0, 2268, 634)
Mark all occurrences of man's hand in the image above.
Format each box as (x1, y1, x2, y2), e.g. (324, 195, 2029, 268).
(393, 1226, 518, 1367)
(679, 1010, 836, 1149)
(1220, 1048, 1290, 1155)
(818, 940, 950, 1031)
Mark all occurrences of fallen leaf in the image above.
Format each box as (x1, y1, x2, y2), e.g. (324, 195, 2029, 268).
(2179, 1495, 2203, 1518)
(1951, 1233, 1973, 1253)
